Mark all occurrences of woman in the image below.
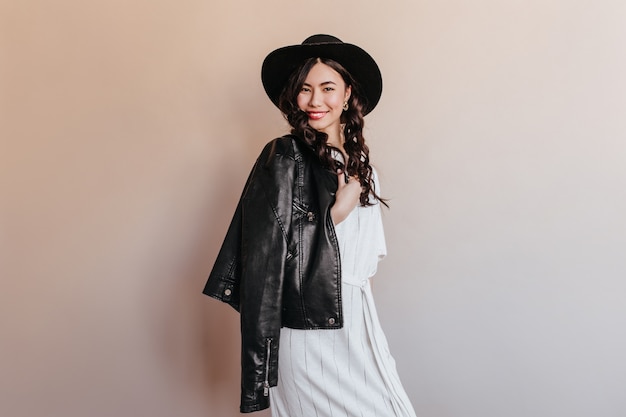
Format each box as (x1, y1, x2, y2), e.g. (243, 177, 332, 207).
(204, 34, 416, 417)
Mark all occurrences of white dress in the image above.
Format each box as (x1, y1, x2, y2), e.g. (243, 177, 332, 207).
(270, 171, 417, 417)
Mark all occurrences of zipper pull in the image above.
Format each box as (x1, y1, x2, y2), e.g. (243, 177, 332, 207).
(263, 338, 272, 397)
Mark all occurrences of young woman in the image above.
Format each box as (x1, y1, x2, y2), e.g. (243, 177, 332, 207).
(204, 34, 416, 417)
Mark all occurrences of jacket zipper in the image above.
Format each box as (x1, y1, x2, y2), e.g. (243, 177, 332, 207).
(263, 338, 272, 396)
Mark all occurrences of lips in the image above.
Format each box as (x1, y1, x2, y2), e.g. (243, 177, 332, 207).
(307, 111, 327, 120)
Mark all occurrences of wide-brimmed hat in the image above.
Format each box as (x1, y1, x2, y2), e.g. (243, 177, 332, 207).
(261, 34, 382, 115)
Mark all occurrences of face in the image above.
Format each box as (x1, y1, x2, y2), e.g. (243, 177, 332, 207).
(297, 62, 351, 143)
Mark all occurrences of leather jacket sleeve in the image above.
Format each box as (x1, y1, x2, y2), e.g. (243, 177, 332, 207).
(203, 138, 295, 412)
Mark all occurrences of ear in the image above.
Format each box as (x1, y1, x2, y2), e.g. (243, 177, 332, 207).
(344, 85, 352, 101)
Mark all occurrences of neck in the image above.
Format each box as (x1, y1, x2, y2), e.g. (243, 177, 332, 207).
(324, 127, 344, 150)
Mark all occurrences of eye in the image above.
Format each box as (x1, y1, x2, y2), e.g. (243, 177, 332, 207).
(300, 86, 311, 93)
(323, 87, 335, 92)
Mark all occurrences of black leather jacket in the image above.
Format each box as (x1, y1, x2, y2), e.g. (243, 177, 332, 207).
(203, 135, 343, 413)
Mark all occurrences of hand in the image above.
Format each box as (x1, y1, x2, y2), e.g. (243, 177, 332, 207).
(330, 171, 362, 225)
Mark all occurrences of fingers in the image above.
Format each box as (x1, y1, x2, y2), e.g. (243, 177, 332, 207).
(337, 170, 359, 183)
(346, 175, 359, 187)
(336, 170, 346, 189)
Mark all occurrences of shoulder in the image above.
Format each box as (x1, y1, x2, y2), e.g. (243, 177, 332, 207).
(371, 165, 379, 178)
(371, 165, 381, 190)
(256, 135, 292, 163)
(259, 135, 313, 166)
(263, 135, 298, 156)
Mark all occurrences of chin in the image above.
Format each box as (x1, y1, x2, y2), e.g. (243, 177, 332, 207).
(308, 123, 327, 132)
(309, 121, 339, 134)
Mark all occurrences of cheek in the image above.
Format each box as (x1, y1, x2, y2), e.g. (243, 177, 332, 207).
(330, 93, 345, 107)
(296, 94, 307, 110)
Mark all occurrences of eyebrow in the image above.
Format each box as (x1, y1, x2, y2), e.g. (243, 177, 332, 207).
(302, 81, 337, 87)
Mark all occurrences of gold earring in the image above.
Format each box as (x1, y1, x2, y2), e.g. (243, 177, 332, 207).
(343, 101, 349, 111)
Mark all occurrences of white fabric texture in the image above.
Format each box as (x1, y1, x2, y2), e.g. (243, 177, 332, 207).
(270, 171, 416, 417)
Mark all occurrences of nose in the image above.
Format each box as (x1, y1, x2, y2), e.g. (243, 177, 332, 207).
(308, 89, 322, 107)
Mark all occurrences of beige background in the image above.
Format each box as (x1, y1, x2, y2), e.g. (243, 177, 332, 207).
(2, 0, 625, 416)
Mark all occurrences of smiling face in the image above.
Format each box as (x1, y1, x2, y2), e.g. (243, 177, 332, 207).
(297, 61, 351, 146)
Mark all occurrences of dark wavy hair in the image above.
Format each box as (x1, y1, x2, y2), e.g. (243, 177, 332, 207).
(277, 57, 387, 207)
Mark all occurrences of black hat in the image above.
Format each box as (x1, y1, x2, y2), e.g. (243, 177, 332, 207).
(261, 34, 382, 115)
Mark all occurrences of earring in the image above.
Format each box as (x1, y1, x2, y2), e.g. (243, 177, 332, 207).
(343, 101, 349, 111)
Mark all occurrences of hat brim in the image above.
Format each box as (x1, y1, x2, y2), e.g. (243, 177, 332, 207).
(261, 41, 382, 115)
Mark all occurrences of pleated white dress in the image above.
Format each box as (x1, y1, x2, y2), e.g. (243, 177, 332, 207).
(270, 171, 417, 417)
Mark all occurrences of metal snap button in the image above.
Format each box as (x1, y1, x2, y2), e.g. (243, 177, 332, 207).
(224, 288, 232, 296)
(328, 317, 336, 325)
